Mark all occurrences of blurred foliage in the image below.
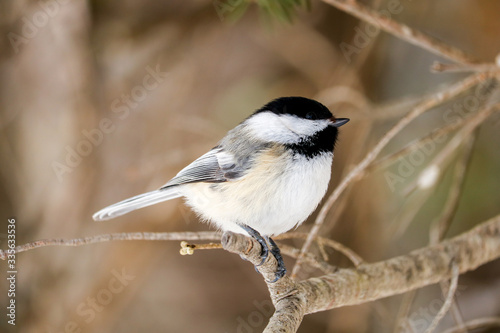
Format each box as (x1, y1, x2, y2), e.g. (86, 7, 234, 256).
(214, 0, 311, 22)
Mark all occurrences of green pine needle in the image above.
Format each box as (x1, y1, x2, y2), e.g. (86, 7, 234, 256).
(214, 0, 311, 23)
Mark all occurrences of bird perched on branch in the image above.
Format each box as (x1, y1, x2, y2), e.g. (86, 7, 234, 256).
(93, 97, 349, 281)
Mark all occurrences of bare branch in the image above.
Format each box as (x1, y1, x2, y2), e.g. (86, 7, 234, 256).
(293, 72, 492, 277)
(3, 198, 499, 333)
(441, 317, 500, 333)
(304, 214, 500, 312)
(263, 293, 305, 333)
(401, 101, 499, 198)
(393, 291, 417, 333)
(223, 213, 500, 333)
(431, 132, 478, 332)
(392, 129, 480, 332)
(429, 133, 478, 244)
(278, 244, 338, 274)
(370, 104, 498, 171)
(0, 231, 222, 259)
(321, 0, 476, 64)
(432, 61, 500, 73)
(277, 232, 364, 266)
(179, 241, 222, 255)
(0, 229, 361, 271)
(424, 263, 459, 333)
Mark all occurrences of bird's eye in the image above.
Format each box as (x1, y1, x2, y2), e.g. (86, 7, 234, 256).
(305, 112, 317, 120)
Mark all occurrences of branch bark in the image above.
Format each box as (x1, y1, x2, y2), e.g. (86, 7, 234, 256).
(0, 231, 222, 259)
(320, 0, 476, 64)
(293, 72, 494, 277)
(222, 213, 500, 332)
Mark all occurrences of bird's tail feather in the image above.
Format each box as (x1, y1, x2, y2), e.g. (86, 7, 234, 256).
(93, 188, 181, 221)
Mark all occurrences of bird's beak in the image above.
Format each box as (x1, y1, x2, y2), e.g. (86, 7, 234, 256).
(329, 117, 350, 127)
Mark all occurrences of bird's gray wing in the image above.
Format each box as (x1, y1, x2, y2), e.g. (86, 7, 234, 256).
(160, 146, 245, 189)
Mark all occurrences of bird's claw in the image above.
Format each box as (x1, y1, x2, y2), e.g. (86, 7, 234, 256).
(239, 224, 287, 283)
(266, 236, 286, 282)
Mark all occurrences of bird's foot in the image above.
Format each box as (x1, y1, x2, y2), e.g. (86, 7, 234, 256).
(239, 224, 286, 282)
(239, 224, 269, 266)
(265, 236, 287, 283)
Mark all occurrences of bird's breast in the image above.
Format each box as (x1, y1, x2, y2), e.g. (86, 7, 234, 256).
(183, 146, 333, 236)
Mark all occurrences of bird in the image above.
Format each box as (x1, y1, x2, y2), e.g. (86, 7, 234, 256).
(93, 96, 349, 281)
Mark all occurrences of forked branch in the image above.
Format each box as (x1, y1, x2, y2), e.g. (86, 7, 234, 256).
(223, 214, 500, 333)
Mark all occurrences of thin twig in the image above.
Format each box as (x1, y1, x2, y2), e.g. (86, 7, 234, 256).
(316, 86, 370, 113)
(393, 291, 417, 333)
(401, 102, 499, 198)
(441, 317, 500, 333)
(178, 239, 338, 274)
(321, 0, 476, 64)
(429, 95, 492, 330)
(390, 185, 433, 237)
(371, 94, 423, 120)
(0, 229, 363, 272)
(369, 110, 476, 171)
(277, 232, 364, 267)
(279, 244, 338, 274)
(423, 263, 460, 333)
(179, 241, 222, 255)
(440, 280, 468, 333)
(293, 72, 491, 277)
(432, 61, 500, 73)
(429, 133, 478, 244)
(0, 231, 222, 259)
(392, 128, 477, 236)
(392, 131, 479, 333)
(391, 80, 496, 326)
(432, 133, 478, 332)
(392, 107, 490, 327)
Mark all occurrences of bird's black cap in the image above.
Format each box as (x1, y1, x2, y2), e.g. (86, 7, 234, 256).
(256, 96, 333, 121)
(253, 97, 350, 158)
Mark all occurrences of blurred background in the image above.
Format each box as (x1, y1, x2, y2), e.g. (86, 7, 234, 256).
(1, 0, 500, 332)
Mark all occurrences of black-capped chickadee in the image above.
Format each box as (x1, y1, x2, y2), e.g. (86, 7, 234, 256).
(93, 97, 349, 281)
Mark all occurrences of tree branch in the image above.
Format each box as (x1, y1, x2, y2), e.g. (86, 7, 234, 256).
(432, 61, 500, 73)
(424, 263, 459, 333)
(370, 103, 499, 172)
(441, 317, 500, 333)
(0, 231, 222, 259)
(292, 72, 493, 277)
(320, 0, 476, 63)
(223, 213, 500, 332)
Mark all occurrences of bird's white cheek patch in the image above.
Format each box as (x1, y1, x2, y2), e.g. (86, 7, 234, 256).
(245, 112, 330, 144)
(245, 112, 300, 144)
(278, 114, 330, 137)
